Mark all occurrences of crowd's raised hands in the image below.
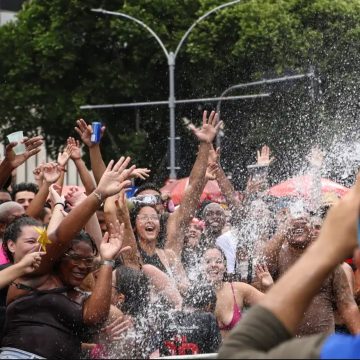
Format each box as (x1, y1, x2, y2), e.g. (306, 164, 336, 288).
(42, 162, 62, 185)
(256, 145, 274, 166)
(57, 143, 73, 169)
(65, 186, 87, 209)
(95, 156, 135, 200)
(188, 110, 222, 143)
(67, 137, 82, 161)
(130, 168, 151, 180)
(5, 135, 43, 169)
(75, 118, 106, 148)
(99, 221, 127, 262)
(307, 146, 324, 169)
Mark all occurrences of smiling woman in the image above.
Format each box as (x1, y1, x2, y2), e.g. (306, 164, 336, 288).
(202, 247, 265, 339)
(2, 227, 99, 359)
(0, 155, 135, 359)
(130, 203, 189, 295)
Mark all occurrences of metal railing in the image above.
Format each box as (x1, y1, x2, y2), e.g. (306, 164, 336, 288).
(155, 353, 217, 359)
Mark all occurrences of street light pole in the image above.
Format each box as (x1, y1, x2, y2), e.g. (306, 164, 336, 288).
(168, 52, 176, 179)
(91, 0, 242, 179)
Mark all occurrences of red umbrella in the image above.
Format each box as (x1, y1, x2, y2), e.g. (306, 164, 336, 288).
(161, 177, 223, 205)
(267, 175, 349, 199)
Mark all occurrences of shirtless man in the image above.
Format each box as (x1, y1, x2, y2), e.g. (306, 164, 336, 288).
(262, 213, 360, 336)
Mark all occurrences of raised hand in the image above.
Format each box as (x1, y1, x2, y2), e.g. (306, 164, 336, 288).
(57, 144, 73, 168)
(255, 263, 274, 290)
(65, 186, 86, 208)
(115, 189, 130, 219)
(67, 137, 82, 160)
(5, 135, 44, 169)
(96, 156, 135, 199)
(43, 162, 61, 185)
(33, 164, 44, 186)
(130, 168, 151, 180)
(257, 145, 274, 166)
(188, 110, 222, 144)
(306, 146, 324, 169)
(75, 118, 105, 148)
(17, 251, 45, 274)
(100, 221, 124, 261)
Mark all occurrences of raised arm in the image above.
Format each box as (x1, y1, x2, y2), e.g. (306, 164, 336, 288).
(26, 162, 61, 219)
(83, 222, 125, 326)
(209, 146, 240, 209)
(67, 137, 96, 195)
(260, 215, 290, 277)
(0, 135, 43, 188)
(65, 186, 103, 250)
(166, 110, 222, 254)
(56, 143, 73, 189)
(46, 184, 66, 235)
(75, 118, 106, 185)
(307, 147, 324, 213)
(104, 190, 141, 270)
(34, 157, 135, 275)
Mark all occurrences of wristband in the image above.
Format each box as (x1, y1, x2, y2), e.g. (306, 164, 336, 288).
(100, 259, 115, 268)
(54, 202, 65, 208)
(93, 191, 104, 204)
(56, 163, 67, 172)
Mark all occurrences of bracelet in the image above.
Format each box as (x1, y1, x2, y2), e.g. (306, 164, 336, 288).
(93, 190, 104, 204)
(54, 202, 65, 208)
(100, 259, 115, 268)
(56, 163, 67, 173)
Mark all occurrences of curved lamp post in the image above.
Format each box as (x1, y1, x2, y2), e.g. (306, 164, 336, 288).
(91, 0, 242, 179)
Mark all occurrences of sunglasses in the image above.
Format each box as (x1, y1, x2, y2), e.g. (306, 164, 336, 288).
(63, 252, 95, 268)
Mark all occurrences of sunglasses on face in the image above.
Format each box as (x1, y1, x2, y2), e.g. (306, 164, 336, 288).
(137, 215, 160, 222)
(136, 195, 163, 205)
(63, 252, 95, 268)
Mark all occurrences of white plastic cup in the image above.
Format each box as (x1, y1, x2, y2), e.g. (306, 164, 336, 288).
(7, 131, 26, 155)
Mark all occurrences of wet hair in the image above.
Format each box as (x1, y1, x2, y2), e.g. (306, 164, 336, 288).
(129, 204, 167, 248)
(196, 200, 213, 220)
(203, 245, 229, 282)
(11, 182, 38, 200)
(133, 183, 161, 197)
(129, 203, 159, 230)
(203, 245, 227, 264)
(3, 215, 41, 262)
(114, 265, 150, 317)
(68, 230, 98, 256)
(183, 284, 217, 313)
(53, 231, 98, 274)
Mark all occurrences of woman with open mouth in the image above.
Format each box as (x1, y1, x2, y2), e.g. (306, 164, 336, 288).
(130, 204, 189, 295)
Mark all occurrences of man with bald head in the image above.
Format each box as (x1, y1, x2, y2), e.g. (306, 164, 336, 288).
(0, 201, 25, 264)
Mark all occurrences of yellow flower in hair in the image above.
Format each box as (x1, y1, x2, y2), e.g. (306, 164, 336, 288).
(34, 226, 52, 252)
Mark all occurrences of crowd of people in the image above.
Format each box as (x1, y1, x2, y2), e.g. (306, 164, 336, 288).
(0, 110, 358, 359)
